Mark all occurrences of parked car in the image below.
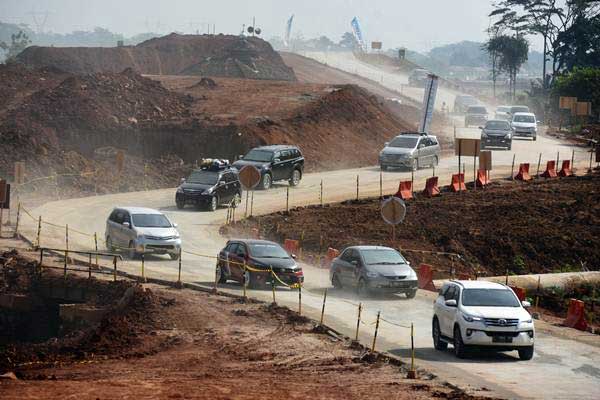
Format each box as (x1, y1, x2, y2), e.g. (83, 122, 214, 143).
(105, 207, 181, 260)
(216, 239, 304, 288)
(453, 95, 478, 114)
(379, 133, 441, 171)
(232, 145, 304, 190)
(464, 105, 488, 127)
(509, 105, 530, 116)
(330, 246, 418, 298)
(176, 160, 242, 211)
(480, 120, 513, 150)
(494, 106, 512, 121)
(432, 280, 535, 360)
(511, 112, 538, 141)
(408, 68, 429, 87)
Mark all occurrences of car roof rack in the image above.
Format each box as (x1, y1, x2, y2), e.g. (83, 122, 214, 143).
(198, 158, 231, 172)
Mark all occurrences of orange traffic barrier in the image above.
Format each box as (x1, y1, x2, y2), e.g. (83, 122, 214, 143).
(476, 169, 490, 186)
(559, 160, 573, 177)
(510, 286, 526, 301)
(450, 173, 467, 192)
(284, 239, 300, 256)
(564, 299, 588, 331)
(457, 273, 472, 281)
(515, 163, 532, 181)
(541, 160, 558, 178)
(423, 177, 440, 197)
(395, 181, 413, 200)
(417, 264, 436, 292)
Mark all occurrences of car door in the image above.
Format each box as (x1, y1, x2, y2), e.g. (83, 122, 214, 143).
(270, 151, 285, 181)
(224, 172, 238, 202)
(120, 211, 134, 248)
(337, 249, 356, 285)
(231, 242, 249, 281)
(416, 138, 426, 166)
(106, 209, 120, 244)
(110, 209, 126, 247)
(439, 285, 458, 336)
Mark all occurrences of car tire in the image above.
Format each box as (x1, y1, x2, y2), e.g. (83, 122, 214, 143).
(289, 169, 302, 187)
(128, 241, 138, 260)
(406, 289, 417, 299)
(176, 200, 185, 210)
(332, 273, 343, 289)
(507, 144, 512, 151)
(207, 195, 219, 212)
(518, 345, 534, 360)
(357, 278, 370, 298)
(243, 270, 258, 289)
(231, 192, 241, 208)
(216, 264, 227, 284)
(169, 252, 180, 261)
(432, 318, 448, 351)
(533, 135, 537, 141)
(453, 325, 467, 359)
(432, 156, 439, 167)
(260, 173, 272, 191)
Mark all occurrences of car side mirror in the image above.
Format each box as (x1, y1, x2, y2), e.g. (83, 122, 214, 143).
(478, 126, 483, 130)
(384, 142, 389, 147)
(122, 221, 130, 228)
(273, 158, 280, 163)
(239, 155, 244, 159)
(522, 300, 531, 308)
(291, 253, 297, 259)
(180, 178, 186, 184)
(173, 223, 178, 228)
(445, 299, 457, 307)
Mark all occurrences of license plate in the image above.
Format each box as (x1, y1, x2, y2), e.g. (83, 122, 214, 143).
(492, 336, 513, 343)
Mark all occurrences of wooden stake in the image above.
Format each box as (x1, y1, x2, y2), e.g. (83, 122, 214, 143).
(536, 153, 542, 177)
(511, 154, 516, 180)
(371, 311, 381, 352)
(355, 302, 362, 341)
(320, 289, 328, 325)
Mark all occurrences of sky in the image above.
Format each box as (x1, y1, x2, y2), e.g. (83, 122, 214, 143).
(0, 0, 539, 52)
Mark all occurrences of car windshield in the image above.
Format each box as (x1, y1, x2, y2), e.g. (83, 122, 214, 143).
(244, 149, 274, 162)
(496, 107, 510, 113)
(485, 121, 510, 130)
(132, 214, 172, 228)
(389, 137, 418, 148)
(249, 243, 290, 259)
(457, 96, 476, 105)
(513, 115, 535, 123)
(187, 170, 219, 185)
(468, 107, 487, 114)
(461, 289, 521, 307)
(511, 106, 529, 114)
(362, 249, 408, 265)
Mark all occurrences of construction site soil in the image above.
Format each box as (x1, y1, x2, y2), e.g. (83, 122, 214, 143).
(226, 173, 600, 277)
(0, 248, 485, 400)
(16, 34, 297, 81)
(0, 59, 411, 199)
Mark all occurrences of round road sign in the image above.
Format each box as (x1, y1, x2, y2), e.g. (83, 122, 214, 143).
(381, 197, 406, 225)
(238, 165, 261, 190)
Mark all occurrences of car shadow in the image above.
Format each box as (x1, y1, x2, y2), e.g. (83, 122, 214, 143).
(195, 281, 298, 292)
(389, 347, 521, 363)
(309, 286, 411, 302)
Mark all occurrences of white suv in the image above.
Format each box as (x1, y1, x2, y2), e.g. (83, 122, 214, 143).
(432, 280, 535, 360)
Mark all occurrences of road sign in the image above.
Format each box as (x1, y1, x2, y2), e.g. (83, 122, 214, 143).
(576, 102, 592, 116)
(455, 138, 481, 157)
(238, 165, 261, 190)
(419, 74, 438, 134)
(559, 96, 577, 110)
(381, 197, 406, 225)
(479, 150, 492, 171)
(371, 41, 382, 50)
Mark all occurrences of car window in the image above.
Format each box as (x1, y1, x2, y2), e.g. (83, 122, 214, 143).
(468, 106, 487, 114)
(513, 115, 535, 123)
(113, 210, 125, 224)
(462, 289, 520, 307)
(485, 121, 511, 130)
(510, 106, 529, 114)
(280, 150, 293, 161)
(236, 244, 247, 257)
(109, 210, 120, 222)
(444, 285, 456, 301)
(389, 136, 418, 148)
(453, 287, 461, 302)
(429, 137, 438, 146)
(244, 149, 274, 162)
(249, 243, 290, 259)
(362, 249, 407, 265)
(340, 249, 355, 262)
(226, 243, 238, 253)
(187, 170, 219, 185)
(131, 213, 170, 228)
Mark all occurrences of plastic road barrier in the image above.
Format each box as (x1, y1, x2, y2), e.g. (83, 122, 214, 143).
(564, 299, 588, 331)
(476, 169, 490, 186)
(423, 177, 440, 197)
(559, 160, 573, 177)
(450, 173, 467, 192)
(542, 160, 558, 178)
(417, 264, 436, 292)
(395, 181, 413, 200)
(515, 163, 532, 181)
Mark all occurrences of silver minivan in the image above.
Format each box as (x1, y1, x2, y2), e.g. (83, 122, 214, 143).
(105, 207, 182, 260)
(379, 133, 441, 171)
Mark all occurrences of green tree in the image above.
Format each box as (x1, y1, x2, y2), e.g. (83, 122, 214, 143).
(339, 32, 357, 50)
(485, 35, 530, 100)
(0, 30, 31, 61)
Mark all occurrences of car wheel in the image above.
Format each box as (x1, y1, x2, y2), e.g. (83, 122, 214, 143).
(507, 144, 512, 151)
(169, 252, 180, 261)
(216, 264, 227, 284)
(533, 135, 537, 141)
(261, 173, 272, 190)
(357, 278, 370, 298)
(243, 270, 258, 289)
(406, 289, 417, 299)
(332, 273, 343, 289)
(432, 156, 439, 167)
(453, 326, 467, 359)
(231, 192, 241, 208)
(289, 169, 301, 187)
(176, 200, 185, 210)
(432, 318, 448, 351)
(128, 241, 138, 260)
(518, 345, 534, 360)
(208, 195, 218, 212)
(380, 165, 388, 171)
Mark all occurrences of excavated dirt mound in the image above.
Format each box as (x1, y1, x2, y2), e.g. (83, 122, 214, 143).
(225, 174, 600, 276)
(16, 33, 296, 81)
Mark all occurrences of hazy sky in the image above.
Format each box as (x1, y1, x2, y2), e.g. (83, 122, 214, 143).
(1, 0, 530, 52)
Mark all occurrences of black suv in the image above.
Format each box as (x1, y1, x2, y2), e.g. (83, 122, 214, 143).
(232, 145, 304, 190)
(176, 160, 242, 211)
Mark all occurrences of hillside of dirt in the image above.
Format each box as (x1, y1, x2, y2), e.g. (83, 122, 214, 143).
(16, 33, 297, 81)
(0, 62, 411, 199)
(225, 173, 600, 277)
(0, 248, 480, 400)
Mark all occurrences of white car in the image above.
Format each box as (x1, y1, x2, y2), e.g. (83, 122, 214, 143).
(432, 280, 535, 360)
(105, 207, 182, 260)
(494, 105, 511, 121)
(511, 112, 538, 141)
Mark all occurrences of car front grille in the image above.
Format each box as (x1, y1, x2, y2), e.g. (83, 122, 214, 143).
(484, 331, 521, 337)
(147, 244, 175, 250)
(484, 318, 519, 327)
(145, 235, 178, 241)
(384, 275, 407, 280)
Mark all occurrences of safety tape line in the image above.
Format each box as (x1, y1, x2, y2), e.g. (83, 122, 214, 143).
(20, 206, 38, 222)
(14, 172, 96, 189)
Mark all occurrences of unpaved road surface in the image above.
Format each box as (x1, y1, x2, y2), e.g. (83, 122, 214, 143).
(13, 56, 598, 399)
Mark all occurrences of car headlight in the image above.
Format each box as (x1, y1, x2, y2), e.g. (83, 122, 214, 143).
(176, 187, 184, 193)
(521, 318, 533, 324)
(203, 187, 214, 195)
(506, 133, 512, 139)
(366, 271, 379, 278)
(407, 269, 417, 279)
(137, 234, 147, 240)
(462, 314, 483, 323)
(481, 132, 488, 138)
